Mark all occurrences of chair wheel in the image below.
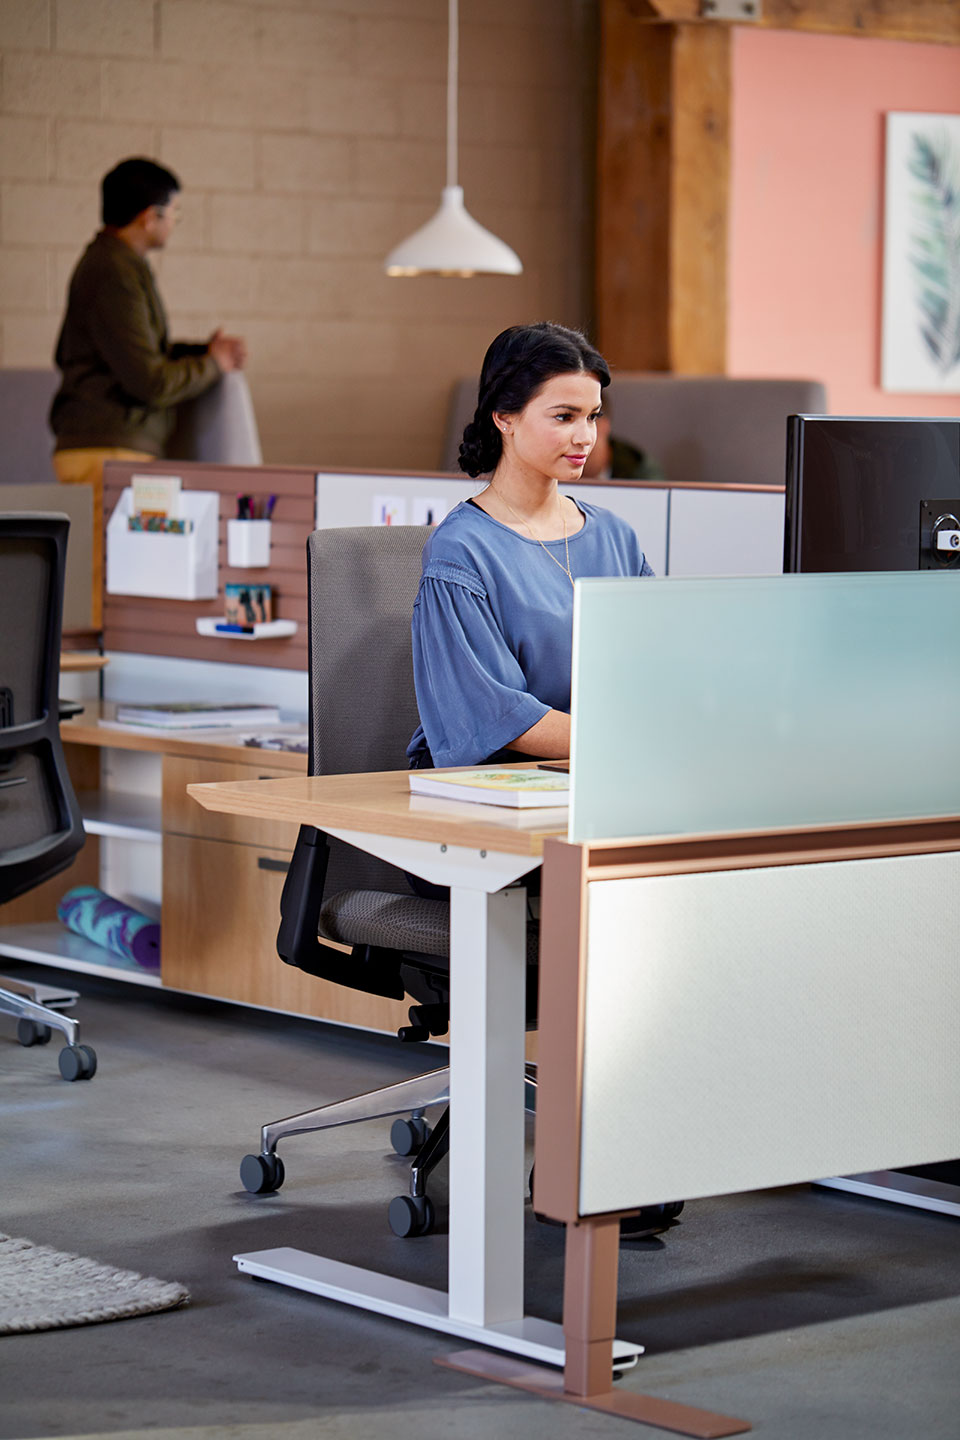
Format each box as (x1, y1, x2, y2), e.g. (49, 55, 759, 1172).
(58, 1043, 96, 1081)
(390, 1116, 430, 1156)
(240, 1152, 285, 1194)
(17, 1020, 52, 1047)
(388, 1193, 435, 1238)
(619, 1202, 683, 1239)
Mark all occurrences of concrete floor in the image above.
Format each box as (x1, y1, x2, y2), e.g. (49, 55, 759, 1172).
(2, 963, 959, 1440)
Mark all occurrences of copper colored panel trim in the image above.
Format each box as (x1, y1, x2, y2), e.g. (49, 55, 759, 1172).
(534, 838, 590, 1223)
(435, 1350, 752, 1436)
(581, 815, 960, 882)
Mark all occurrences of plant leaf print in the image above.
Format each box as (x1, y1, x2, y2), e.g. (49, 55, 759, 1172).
(907, 129, 960, 376)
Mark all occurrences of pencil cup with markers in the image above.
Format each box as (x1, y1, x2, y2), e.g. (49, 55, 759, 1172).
(227, 493, 275, 567)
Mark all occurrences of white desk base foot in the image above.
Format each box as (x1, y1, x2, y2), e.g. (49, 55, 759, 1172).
(234, 1247, 642, 1370)
(814, 1170, 960, 1218)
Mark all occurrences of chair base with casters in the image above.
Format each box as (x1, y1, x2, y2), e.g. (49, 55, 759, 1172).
(240, 1058, 541, 1238)
(0, 974, 97, 1080)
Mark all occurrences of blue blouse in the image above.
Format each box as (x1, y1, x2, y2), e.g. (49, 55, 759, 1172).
(407, 498, 654, 768)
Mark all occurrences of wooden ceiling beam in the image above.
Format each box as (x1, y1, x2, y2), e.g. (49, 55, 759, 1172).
(622, 0, 960, 46)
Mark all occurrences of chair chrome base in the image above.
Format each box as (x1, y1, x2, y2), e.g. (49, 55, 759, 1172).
(0, 974, 80, 1046)
(258, 1065, 451, 1158)
(233, 1246, 642, 1372)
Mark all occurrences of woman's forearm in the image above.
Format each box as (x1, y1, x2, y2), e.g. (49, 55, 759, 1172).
(508, 708, 570, 759)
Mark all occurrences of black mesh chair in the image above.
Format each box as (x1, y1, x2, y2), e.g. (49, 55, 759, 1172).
(0, 513, 97, 1080)
(238, 525, 538, 1236)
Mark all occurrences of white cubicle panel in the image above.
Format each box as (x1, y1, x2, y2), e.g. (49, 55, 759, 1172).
(316, 472, 471, 529)
(569, 571, 960, 842)
(577, 849, 960, 1214)
(315, 472, 673, 573)
(666, 486, 785, 576)
(314, 472, 786, 580)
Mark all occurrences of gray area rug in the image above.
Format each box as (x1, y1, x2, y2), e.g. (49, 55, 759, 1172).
(0, 1233, 189, 1334)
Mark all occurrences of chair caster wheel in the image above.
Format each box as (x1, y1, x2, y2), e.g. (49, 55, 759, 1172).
(390, 1116, 430, 1156)
(619, 1201, 684, 1239)
(240, 1152, 285, 1194)
(17, 1020, 51, 1047)
(58, 1043, 97, 1081)
(388, 1193, 435, 1238)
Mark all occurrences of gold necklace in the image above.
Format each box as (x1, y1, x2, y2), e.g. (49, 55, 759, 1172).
(491, 488, 574, 587)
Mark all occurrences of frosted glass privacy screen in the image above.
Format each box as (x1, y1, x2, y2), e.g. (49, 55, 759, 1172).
(568, 572, 960, 842)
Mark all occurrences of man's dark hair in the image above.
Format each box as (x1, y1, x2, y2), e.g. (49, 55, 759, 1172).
(458, 322, 611, 478)
(101, 158, 181, 228)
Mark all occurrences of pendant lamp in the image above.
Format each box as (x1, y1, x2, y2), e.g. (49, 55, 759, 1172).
(384, 0, 522, 278)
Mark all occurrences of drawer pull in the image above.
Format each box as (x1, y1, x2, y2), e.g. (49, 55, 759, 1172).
(257, 856, 290, 873)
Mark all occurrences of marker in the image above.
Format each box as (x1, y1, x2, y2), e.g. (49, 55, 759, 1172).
(215, 622, 255, 634)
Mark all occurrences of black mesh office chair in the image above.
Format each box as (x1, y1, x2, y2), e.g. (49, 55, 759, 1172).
(0, 513, 97, 1080)
(238, 525, 539, 1236)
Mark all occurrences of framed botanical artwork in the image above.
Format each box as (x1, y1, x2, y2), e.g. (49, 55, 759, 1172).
(882, 112, 960, 394)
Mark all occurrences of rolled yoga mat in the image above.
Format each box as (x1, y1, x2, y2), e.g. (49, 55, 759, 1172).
(57, 887, 160, 971)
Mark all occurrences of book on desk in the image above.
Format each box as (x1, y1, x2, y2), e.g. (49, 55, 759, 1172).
(408, 767, 570, 808)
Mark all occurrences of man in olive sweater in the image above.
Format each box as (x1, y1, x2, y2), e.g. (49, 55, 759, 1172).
(50, 157, 246, 625)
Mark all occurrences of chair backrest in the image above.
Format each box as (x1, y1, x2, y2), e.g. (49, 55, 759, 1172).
(0, 370, 59, 486)
(441, 373, 829, 486)
(306, 525, 430, 896)
(0, 513, 85, 904)
(167, 371, 263, 465)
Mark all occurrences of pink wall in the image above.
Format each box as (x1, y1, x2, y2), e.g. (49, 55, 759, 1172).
(728, 28, 960, 416)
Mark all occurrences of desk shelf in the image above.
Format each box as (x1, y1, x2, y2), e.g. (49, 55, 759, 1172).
(195, 618, 298, 641)
(0, 924, 162, 987)
(77, 789, 163, 842)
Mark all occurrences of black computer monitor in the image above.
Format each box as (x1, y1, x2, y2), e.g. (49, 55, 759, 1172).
(783, 415, 960, 573)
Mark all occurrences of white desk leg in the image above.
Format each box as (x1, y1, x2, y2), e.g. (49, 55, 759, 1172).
(447, 884, 527, 1327)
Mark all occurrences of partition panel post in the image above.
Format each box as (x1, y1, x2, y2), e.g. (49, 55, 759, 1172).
(562, 1216, 621, 1396)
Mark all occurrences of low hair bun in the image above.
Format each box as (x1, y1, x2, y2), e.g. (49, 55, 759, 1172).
(458, 416, 500, 477)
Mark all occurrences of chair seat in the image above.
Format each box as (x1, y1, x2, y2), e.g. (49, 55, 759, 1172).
(319, 888, 540, 965)
(320, 889, 451, 956)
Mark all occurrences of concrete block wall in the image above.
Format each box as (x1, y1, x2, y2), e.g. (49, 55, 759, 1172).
(0, 0, 596, 469)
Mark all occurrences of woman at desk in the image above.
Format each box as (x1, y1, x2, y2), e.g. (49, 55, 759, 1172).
(407, 322, 653, 771)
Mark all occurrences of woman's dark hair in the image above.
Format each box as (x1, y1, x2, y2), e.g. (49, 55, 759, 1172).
(102, 158, 181, 228)
(458, 322, 611, 477)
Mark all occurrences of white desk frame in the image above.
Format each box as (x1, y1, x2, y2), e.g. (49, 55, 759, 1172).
(215, 815, 641, 1371)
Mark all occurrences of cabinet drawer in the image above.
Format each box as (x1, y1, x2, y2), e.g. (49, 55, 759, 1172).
(163, 754, 302, 850)
(161, 833, 409, 1033)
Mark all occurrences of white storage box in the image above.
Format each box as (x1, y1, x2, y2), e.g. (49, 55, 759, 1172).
(227, 518, 271, 567)
(106, 487, 219, 600)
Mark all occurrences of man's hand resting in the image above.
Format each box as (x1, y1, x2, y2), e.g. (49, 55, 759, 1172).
(207, 328, 248, 372)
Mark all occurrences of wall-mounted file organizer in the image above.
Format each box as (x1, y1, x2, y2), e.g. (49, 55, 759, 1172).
(106, 488, 219, 600)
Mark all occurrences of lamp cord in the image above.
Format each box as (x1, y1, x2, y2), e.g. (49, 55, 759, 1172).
(447, 0, 458, 189)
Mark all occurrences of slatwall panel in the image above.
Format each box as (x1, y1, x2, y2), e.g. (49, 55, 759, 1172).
(102, 460, 316, 671)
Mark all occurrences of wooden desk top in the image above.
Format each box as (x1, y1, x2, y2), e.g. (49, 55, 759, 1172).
(60, 702, 308, 771)
(188, 768, 569, 856)
(60, 653, 110, 673)
(187, 771, 960, 867)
